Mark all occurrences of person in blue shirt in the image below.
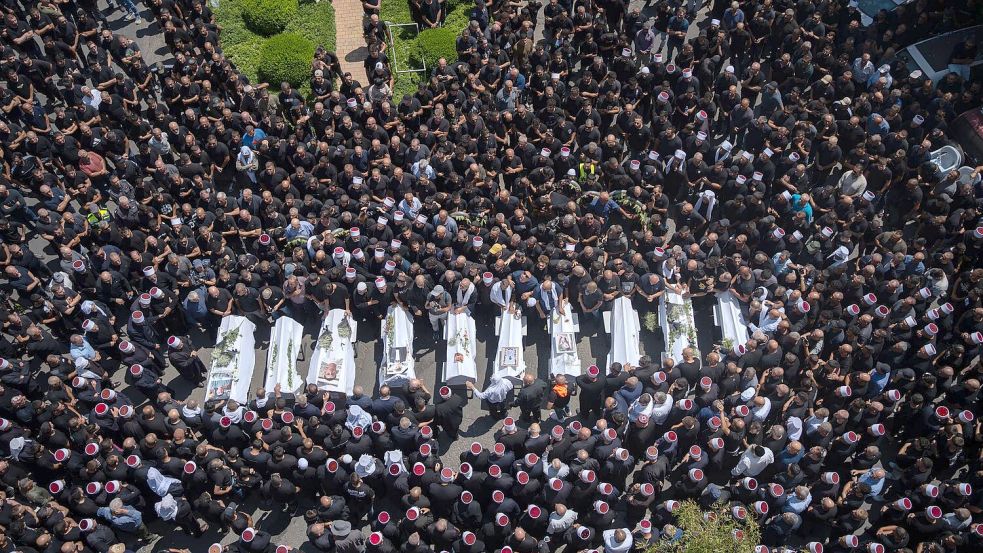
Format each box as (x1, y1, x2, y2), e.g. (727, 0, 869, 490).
(790, 193, 813, 223)
(587, 191, 632, 223)
(241, 125, 266, 149)
(97, 499, 152, 539)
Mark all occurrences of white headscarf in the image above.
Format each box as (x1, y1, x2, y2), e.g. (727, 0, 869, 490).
(238, 146, 254, 164)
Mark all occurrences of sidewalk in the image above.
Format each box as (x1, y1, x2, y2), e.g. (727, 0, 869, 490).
(333, 0, 368, 79)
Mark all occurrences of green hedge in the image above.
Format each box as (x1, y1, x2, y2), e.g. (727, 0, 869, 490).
(408, 25, 458, 70)
(215, 0, 335, 91)
(258, 32, 316, 87)
(384, 0, 470, 100)
(241, 0, 298, 36)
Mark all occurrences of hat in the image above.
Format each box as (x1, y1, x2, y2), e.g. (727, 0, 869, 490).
(119, 341, 134, 353)
(822, 472, 840, 484)
(959, 410, 974, 423)
(125, 454, 140, 467)
(369, 532, 384, 546)
(958, 483, 973, 496)
(841, 535, 859, 547)
(753, 501, 769, 515)
(874, 305, 890, 317)
(895, 497, 912, 510)
(742, 477, 758, 490)
(645, 446, 659, 461)
(184, 461, 197, 474)
(688, 468, 704, 482)
(79, 519, 95, 532)
(492, 490, 505, 503)
(869, 423, 886, 436)
(926, 506, 943, 520)
(594, 500, 610, 514)
(807, 543, 823, 553)
(461, 491, 473, 504)
(732, 506, 747, 520)
(925, 484, 940, 497)
(550, 478, 564, 491)
(527, 504, 542, 518)
(131, 310, 145, 324)
(664, 500, 680, 512)
(868, 544, 884, 553)
(709, 437, 724, 450)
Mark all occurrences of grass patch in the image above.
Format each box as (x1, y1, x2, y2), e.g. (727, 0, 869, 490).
(381, 0, 469, 100)
(216, 0, 335, 90)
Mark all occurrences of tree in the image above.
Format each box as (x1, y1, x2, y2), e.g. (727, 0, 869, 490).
(646, 500, 762, 553)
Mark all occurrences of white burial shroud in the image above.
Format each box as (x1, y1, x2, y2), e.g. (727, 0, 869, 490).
(714, 290, 749, 348)
(206, 315, 257, 403)
(493, 310, 527, 382)
(549, 309, 582, 378)
(380, 305, 416, 385)
(661, 290, 700, 362)
(265, 316, 306, 393)
(606, 296, 641, 367)
(443, 311, 478, 386)
(308, 309, 359, 394)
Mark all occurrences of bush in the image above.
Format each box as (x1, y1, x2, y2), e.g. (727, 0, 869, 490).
(409, 24, 460, 69)
(241, 0, 298, 37)
(651, 501, 762, 553)
(258, 33, 315, 87)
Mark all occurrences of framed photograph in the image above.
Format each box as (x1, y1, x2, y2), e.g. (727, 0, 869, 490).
(501, 346, 519, 367)
(318, 361, 339, 382)
(555, 332, 576, 354)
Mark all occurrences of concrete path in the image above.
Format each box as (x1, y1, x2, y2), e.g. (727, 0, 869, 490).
(333, 0, 370, 79)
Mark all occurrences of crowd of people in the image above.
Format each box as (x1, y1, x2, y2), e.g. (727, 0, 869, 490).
(0, 0, 981, 550)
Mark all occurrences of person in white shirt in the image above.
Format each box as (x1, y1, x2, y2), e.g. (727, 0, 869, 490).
(750, 395, 772, 423)
(649, 392, 674, 425)
(547, 504, 578, 536)
(731, 445, 774, 477)
(467, 375, 513, 419)
(490, 278, 516, 312)
(602, 528, 633, 553)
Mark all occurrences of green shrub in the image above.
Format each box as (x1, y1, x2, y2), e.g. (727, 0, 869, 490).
(409, 25, 460, 69)
(257, 33, 315, 87)
(286, 0, 337, 51)
(241, 0, 298, 36)
(651, 501, 762, 553)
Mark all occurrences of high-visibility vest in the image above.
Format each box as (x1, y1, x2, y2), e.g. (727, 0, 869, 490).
(578, 162, 596, 182)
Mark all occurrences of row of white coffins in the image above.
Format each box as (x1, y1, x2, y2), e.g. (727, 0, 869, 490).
(204, 292, 749, 402)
